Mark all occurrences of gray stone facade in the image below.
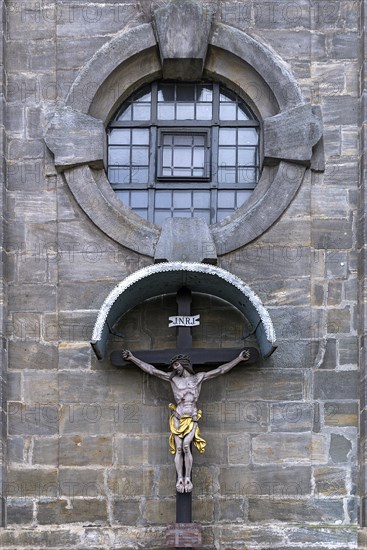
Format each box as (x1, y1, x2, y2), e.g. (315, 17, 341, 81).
(0, 0, 366, 548)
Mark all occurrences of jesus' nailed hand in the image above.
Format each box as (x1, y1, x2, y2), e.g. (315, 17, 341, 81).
(121, 348, 250, 493)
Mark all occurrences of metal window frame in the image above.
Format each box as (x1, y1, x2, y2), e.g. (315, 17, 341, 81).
(157, 128, 211, 181)
(107, 81, 260, 223)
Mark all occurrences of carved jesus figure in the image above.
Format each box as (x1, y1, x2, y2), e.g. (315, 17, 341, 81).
(121, 349, 250, 493)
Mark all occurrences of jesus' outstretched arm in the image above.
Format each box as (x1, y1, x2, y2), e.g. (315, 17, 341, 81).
(201, 349, 250, 381)
(122, 349, 171, 381)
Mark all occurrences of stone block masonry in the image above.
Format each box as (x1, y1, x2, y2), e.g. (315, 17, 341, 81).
(0, 0, 366, 548)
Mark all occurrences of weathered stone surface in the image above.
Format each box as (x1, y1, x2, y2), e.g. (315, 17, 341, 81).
(287, 525, 357, 544)
(198, 398, 268, 433)
(59, 468, 105, 498)
(59, 282, 117, 311)
(314, 467, 348, 496)
(330, 32, 359, 60)
(225, 369, 304, 401)
(44, 108, 105, 171)
(0, 0, 364, 544)
(324, 401, 358, 428)
(107, 467, 154, 497)
(23, 371, 58, 403)
(8, 139, 45, 160)
(154, 217, 217, 263)
(32, 437, 59, 465)
(339, 336, 358, 365)
(251, 278, 311, 307)
(317, 338, 337, 369)
(250, 0, 311, 30)
(211, 24, 303, 109)
(192, 498, 214, 522)
(248, 497, 343, 523)
(59, 435, 113, 466)
(6, 498, 34, 525)
(329, 433, 353, 464)
(7, 436, 25, 464)
(37, 499, 108, 525)
(7, 371, 21, 401)
(153, 0, 214, 79)
(258, 29, 326, 61)
(227, 434, 251, 465)
(322, 95, 359, 125)
(324, 161, 359, 187)
(112, 499, 141, 525)
(58, 370, 141, 403)
(327, 281, 343, 306)
(114, 433, 172, 468)
(193, 431, 228, 466)
(57, 36, 109, 70)
(230, 244, 312, 282)
(6, 468, 58, 497)
(8, 402, 58, 436)
(217, 497, 246, 521)
(58, 343, 91, 370)
(252, 433, 328, 465)
(311, 218, 353, 249)
(327, 306, 353, 334)
(314, 371, 358, 400)
(270, 402, 312, 432)
(8, 284, 57, 312)
(63, 166, 159, 257)
(264, 104, 323, 165)
(59, 402, 143, 436)
(265, 340, 317, 370)
(313, 188, 349, 219)
(144, 498, 176, 524)
(219, 465, 312, 497)
(56, 4, 142, 39)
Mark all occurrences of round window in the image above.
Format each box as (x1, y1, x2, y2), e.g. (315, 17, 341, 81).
(107, 81, 260, 225)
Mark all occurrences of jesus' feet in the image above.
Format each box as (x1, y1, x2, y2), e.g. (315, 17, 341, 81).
(176, 478, 185, 493)
(184, 477, 193, 493)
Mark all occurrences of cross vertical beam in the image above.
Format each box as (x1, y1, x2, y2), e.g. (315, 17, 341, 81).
(111, 286, 258, 548)
(176, 286, 193, 349)
(176, 287, 192, 549)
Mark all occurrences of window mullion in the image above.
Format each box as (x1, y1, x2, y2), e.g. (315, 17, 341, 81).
(148, 126, 157, 223)
(213, 82, 220, 125)
(212, 125, 219, 185)
(151, 82, 158, 123)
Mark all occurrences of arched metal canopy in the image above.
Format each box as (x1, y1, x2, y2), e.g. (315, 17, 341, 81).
(91, 262, 277, 360)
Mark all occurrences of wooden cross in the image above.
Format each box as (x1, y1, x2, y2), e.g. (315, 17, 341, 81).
(110, 286, 259, 368)
(110, 286, 258, 549)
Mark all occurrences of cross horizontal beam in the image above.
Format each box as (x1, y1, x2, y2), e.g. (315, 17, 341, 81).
(110, 347, 259, 368)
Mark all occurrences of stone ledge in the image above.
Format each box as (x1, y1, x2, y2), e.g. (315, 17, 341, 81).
(0, 524, 359, 549)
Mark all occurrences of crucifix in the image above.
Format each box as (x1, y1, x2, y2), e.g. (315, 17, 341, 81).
(110, 286, 259, 368)
(110, 286, 258, 547)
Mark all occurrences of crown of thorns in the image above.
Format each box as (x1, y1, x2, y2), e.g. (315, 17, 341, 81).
(168, 354, 195, 374)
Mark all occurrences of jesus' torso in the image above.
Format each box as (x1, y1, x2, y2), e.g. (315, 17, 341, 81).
(170, 373, 205, 418)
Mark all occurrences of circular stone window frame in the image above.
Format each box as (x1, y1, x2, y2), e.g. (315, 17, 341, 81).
(45, 20, 322, 258)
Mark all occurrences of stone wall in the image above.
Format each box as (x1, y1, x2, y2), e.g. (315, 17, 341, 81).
(0, 0, 7, 530)
(0, 0, 365, 548)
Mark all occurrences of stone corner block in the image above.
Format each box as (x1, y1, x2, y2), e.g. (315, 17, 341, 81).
(153, 0, 215, 80)
(154, 217, 217, 264)
(264, 103, 324, 168)
(44, 107, 105, 172)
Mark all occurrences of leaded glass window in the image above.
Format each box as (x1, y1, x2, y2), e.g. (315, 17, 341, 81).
(107, 81, 260, 224)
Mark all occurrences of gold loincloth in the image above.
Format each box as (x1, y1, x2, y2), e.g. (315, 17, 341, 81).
(168, 403, 206, 454)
